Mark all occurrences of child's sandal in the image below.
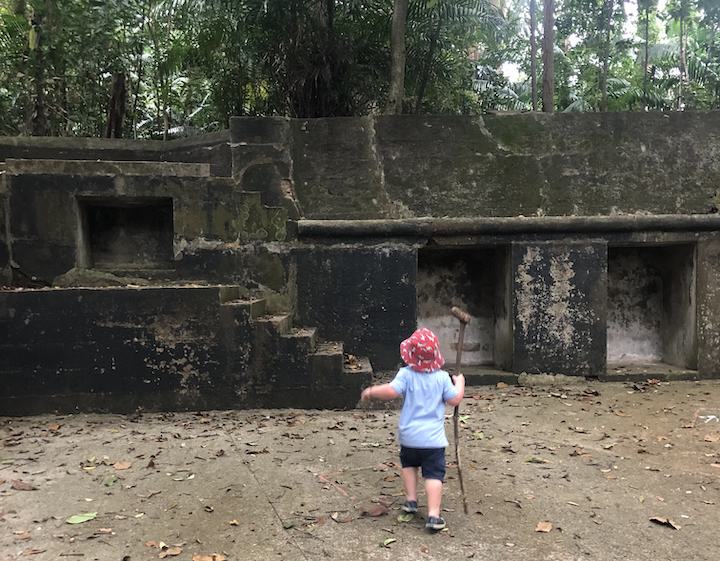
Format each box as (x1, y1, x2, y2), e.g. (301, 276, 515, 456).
(425, 516, 446, 531)
(401, 500, 418, 514)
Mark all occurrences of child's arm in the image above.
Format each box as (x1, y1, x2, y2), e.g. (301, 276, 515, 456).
(445, 374, 465, 407)
(361, 383, 401, 402)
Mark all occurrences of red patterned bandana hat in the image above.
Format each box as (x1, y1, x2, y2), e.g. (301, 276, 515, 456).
(400, 327, 445, 372)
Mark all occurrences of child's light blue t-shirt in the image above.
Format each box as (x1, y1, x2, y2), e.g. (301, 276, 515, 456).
(389, 366, 459, 449)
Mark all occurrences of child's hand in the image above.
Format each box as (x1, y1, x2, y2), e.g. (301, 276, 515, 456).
(452, 373, 465, 386)
(360, 387, 373, 401)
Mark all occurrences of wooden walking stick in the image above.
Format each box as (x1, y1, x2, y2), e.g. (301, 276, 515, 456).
(450, 306, 470, 515)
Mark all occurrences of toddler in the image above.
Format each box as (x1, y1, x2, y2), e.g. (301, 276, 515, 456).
(361, 327, 465, 531)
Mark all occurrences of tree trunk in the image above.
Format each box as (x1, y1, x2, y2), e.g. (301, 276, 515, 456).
(542, 0, 555, 112)
(131, 1, 148, 139)
(29, 7, 47, 136)
(415, 15, 442, 113)
(386, 0, 409, 114)
(643, 6, 649, 102)
(326, 0, 334, 30)
(530, 0, 538, 111)
(678, 6, 686, 110)
(323, 0, 336, 116)
(105, 72, 127, 138)
(599, 0, 614, 112)
(13, 0, 30, 134)
(163, 100, 169, 141)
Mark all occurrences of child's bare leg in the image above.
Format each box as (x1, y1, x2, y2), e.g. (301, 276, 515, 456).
(401, 467, 418, 501)
(425, 478, 443, 518)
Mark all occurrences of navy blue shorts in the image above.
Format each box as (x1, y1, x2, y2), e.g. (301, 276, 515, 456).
(399, 446, 446, 481)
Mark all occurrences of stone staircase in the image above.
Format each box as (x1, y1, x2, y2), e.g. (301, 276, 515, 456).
(220, 294, 372, 409)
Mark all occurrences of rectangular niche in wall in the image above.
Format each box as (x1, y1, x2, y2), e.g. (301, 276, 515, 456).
(417, 246, 512, 371)
(607, 244, 697, 372)
(79, 197, 174, 269)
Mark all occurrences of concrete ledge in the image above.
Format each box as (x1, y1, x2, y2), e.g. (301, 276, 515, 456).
(463, 367, 520, 386)
(298, 215, 720, 238)
(5, 158, 211, 177)
(599, 370, 714, 382)
(0, 130, 229, 151)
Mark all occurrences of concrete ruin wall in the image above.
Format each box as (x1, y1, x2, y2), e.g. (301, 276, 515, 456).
(2, 164, 287, 290)
(0, 286, 242, 413)
(3, 113, 720, 414)
(294, 246, 416, 368)
(0, 285, 369, 414)
(229, 112, 720, 220)
(417, 247, 508, 367)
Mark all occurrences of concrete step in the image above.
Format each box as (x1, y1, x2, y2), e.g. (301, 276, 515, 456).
(310, 341, 344, 381)
(221, 297, 267, 319)
(253, 313, 292, 336)
(280, 327, 318, 354)
(343, 354, 373, 378)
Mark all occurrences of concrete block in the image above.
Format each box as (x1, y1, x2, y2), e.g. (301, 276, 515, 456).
(511, 241, 607, 376)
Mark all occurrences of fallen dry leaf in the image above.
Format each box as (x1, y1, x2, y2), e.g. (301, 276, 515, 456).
(145, 540, 162, 548)
(361, 503, 389, 517)
(650, 517, 681, 530)
(13, 530, 31, 541)
(47, 423, 62, 432)
(535, 521, 553, 533)
(331, 512, 353, 523)
(496, 382, 509, 389)
(192, 555, 227, 561)
(20, 548, 46, 556)
(113, 461, 132, 471)
(704, 434, 720, 443)
(11, 480, 35, 491)
(159, 546, 183, 558)
(228, 519, 239, 526)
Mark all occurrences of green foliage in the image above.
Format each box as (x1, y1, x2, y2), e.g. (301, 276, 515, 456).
(0, 0, 719, 138)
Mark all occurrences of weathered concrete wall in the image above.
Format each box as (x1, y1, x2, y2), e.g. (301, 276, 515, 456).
(0, 285, 370, 414)
(0, 192, 8, 282)
(0, 286, 242, 413)
(295, 245, 416, 369)
(229, 118, 299, 219)
(4, 172, 287, 284)
(3, 113, 720, 405)
(417, 247, 506, 366)
(607, 248, 664, 364)
(662, 246, 697, 369)
(493, 247, 513, 371)
(0, 131, 232, 176)
(512, 242, 607, 376)
(607, 245, 696, 368)
(229, 113, 720, 220)
(696, 240, 720, 375)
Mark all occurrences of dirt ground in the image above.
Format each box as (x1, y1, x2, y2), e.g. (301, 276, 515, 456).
(2, 379, 720, 561)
